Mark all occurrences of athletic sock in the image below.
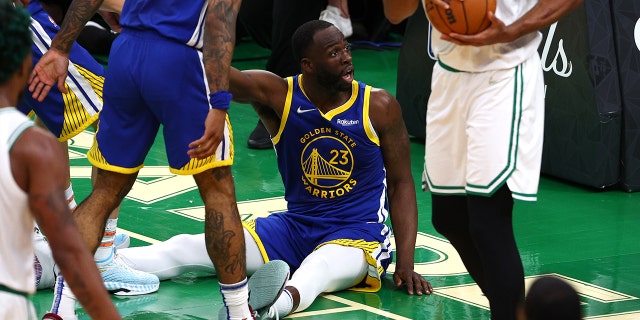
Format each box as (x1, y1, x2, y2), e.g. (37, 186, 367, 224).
(95, 218, 117, 267)
(50, 274, 77, 317)
(219, 278, 252, 319)
(272, 288, 294, 317)
(64, 184, 77, 213)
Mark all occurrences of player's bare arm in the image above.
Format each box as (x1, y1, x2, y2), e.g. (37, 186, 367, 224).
(188, 0, 242, 159)
(369, 89, 434, 295)
(11, 127, 122, 320)
(383, 0, 449, 24)
(101, 0, 123, 13)
(28, 0, 105, 101)
(229, 68, 289, 117)
(445, 0, 585, 46)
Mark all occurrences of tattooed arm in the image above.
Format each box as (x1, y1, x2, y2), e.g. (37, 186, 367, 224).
(187, 0, 243, 159)
(28, 0, 105, 102)
(10, 127, 121, 320)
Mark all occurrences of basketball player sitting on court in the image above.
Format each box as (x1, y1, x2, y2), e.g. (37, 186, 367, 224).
(33, 19, 434, 320)
(0, 2, 120, 319)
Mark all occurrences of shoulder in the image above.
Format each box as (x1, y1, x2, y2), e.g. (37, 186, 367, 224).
(12, 126, 63, 166)
(9, 126, 64, 192)
(365, 86, 403, 134)
(367, 87, 401, 118)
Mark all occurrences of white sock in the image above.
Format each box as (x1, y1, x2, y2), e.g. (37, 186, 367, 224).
(95, 218, 117, 266)
(64, 184, 77, 213)
(219, 278, 251, 320)
(50, 274, 77, 317)
(272, 288, 294, 317)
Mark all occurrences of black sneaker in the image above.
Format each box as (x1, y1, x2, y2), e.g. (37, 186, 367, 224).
(247, 120, 273, 149)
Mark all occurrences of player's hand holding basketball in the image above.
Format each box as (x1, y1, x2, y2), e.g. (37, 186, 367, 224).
(442, 11, 512, 47)
(188, 108, 226, 159)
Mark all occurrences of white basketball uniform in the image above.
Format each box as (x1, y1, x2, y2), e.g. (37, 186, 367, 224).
(422, 0, 545, 201)
(0, 107, 37, 319)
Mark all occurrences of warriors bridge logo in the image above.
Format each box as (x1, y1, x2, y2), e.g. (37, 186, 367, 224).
(300, 133, 356, 199)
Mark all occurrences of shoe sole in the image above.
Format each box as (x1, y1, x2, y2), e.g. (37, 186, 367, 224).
(248, 260, 290, 310)
(105, 282, 160, 296)
(217, 260, 290, 319)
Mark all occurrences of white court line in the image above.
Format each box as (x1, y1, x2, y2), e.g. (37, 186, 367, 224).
(288, 296, 412, 319)
(116, 228, 160, 244)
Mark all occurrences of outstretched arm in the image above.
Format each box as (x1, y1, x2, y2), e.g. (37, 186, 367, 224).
(443, 0, 584, 46)
(369, 89, 433, 295)
(11, 127, 121, 320)
(187, 0, 242, 159)
(28, 0, 105, 101)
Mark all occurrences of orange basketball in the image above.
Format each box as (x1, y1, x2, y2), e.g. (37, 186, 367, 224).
(423, 0, 497, 35)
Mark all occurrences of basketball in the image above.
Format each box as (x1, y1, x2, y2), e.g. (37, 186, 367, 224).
(423, 0, 497, 35)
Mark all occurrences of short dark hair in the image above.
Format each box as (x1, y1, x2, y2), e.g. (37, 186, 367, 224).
(525, 276, 582, 320)
(291, 20, 334, 64)
(0, 0, 32, 84)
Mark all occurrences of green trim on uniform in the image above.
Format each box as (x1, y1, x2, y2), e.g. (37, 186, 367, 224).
(0, 284, 30, 298)
(437, 60, 462, 73)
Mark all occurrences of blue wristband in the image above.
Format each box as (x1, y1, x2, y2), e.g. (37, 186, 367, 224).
(209, 90, 233, 111)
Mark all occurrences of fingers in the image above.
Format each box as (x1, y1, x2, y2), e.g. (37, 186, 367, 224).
(28, 76, 53, 102)
(187, 136, 221, 159)
(435, 0, 449, 9)
(394, 272, 434, 296)
(57, 77, 68, 94)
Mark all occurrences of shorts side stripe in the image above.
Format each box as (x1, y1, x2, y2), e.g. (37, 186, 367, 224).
(466, 65, 524, 195)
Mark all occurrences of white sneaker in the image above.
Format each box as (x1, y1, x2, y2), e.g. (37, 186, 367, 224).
(99, 254, 160, 296)
(218, 260, 290, 319)
(319, 5, 353, 38)
(43, 276, 78, 320)
(114, 233, 131, 250)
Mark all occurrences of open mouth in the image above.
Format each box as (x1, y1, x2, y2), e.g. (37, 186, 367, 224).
(342, 68, 354, 82)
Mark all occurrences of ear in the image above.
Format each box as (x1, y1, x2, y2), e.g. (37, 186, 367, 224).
(301, 58, 312, 73)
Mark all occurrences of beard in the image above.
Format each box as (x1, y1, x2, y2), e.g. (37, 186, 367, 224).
(317, 68, 351, 92)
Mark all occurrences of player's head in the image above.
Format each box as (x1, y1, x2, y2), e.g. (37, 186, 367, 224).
(525, 276, 582, 320)
(292, 20, 354, 92)
(292, 20, 334, 64)
(0, 0, 32, 88)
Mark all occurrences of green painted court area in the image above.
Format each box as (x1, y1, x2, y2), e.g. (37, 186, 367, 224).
(32, 41, 640, 319)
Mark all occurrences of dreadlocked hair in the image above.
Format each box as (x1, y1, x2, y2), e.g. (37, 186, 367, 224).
(0, 0, 32, 84)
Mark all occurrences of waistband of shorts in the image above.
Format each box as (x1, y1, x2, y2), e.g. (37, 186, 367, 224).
(0, 284, 30, 297)
(121, 28, 168, 41)
(437, 60, 462, 73)
(120, 29, 202, 51)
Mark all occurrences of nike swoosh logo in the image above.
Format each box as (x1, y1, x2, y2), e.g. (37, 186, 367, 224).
(297, 106, 317, 114)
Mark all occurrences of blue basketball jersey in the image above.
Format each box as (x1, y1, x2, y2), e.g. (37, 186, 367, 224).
(120, 0, 208, 49)
(274, 75, 389, 225)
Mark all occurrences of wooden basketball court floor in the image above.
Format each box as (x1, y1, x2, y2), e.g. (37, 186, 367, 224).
(31, 40, 640, 319)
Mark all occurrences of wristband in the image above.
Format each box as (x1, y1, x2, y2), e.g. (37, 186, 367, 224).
(209, 90, 233, 111)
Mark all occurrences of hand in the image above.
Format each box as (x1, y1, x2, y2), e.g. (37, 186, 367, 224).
(187, 108, 226, 159)
(29, 49, 70, 102)
(441, 11, 512, 46)
(393, 267, 434, 295)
